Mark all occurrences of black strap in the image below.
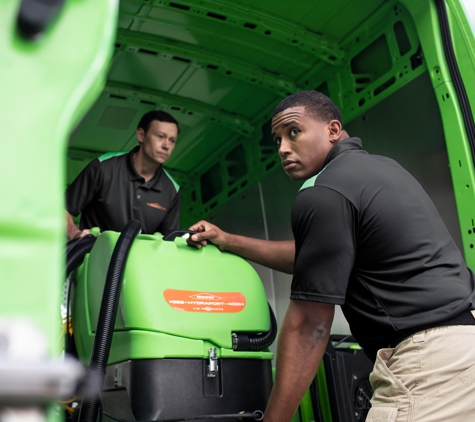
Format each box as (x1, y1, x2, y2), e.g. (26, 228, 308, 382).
(390, 309, 475, 348)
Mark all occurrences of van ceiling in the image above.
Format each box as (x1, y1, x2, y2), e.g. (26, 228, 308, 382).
(68, 0, 426, 226)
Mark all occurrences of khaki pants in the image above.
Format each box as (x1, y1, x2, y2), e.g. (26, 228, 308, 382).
(367, 313, 475, 422)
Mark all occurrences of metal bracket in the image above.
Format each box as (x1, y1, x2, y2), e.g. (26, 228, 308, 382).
(0, 319, 86, 405)
(207, 347, 218, 378)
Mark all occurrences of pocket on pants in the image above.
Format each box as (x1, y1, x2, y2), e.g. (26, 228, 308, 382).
(370, 348, 412, 400)
(366, 405, 398, 422)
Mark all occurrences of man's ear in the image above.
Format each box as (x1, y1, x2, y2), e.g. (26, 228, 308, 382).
(328, 120, 342, 142)
(136, 127, 145, 144)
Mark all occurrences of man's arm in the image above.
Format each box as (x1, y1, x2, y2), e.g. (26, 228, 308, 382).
(66, 159, 103, 240)
(66, 211, 90, 240)
(264, 300, 334, 422)
(187, 220, 295, 274)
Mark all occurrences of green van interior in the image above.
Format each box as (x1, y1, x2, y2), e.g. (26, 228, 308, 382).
(1, 0, 475, 421)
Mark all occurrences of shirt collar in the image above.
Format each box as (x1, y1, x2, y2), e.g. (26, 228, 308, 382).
(127, 146, 164, 191)
(323, 137, 362, 167)
(299, 137, 363, 191)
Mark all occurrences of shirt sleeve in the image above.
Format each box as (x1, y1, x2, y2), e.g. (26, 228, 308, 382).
(157, 190, 182, 235)
(291, 186, 356, 305)
(66, 159, 102, 216)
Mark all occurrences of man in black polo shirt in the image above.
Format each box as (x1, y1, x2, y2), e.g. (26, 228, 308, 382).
(187, 91, 475, 421)
(66, 110, 181, 239)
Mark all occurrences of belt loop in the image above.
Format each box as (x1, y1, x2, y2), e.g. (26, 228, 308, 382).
(413, 331, 426, 343)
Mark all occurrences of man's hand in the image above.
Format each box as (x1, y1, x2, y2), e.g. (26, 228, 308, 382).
(186, 220, 295, 273)
(72, 228, 91, 240)
(187, 220, 229, 250)
(66, 211, 98, 241)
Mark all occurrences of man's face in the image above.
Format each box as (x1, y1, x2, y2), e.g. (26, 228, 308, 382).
(271, 106, 334, 181)
(136, 120, 178, 165)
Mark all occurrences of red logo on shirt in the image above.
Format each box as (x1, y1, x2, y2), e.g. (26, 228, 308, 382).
(147, 202, 166, 210)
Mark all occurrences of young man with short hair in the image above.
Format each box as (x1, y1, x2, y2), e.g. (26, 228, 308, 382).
(188, 91, 475, 422)
(66, 110, 181, 239)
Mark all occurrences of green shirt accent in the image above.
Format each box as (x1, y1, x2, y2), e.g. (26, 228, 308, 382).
(98, 151, 128, 162)
(163, 168, 180, 193)
(98, 151, 180, 192)
(299, 167, 326, 191)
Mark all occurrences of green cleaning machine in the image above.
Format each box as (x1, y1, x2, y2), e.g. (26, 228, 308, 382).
(68, 221, 276, 421)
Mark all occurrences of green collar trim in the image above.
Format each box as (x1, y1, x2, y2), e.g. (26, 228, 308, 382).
(97, 150, 180, 192)
(98, 150, 128, 162)
(299, 167, 326, 191)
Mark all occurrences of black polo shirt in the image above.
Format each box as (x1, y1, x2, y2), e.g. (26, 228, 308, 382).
(290, 137, 475, 361)
(66, 146, 181, 235)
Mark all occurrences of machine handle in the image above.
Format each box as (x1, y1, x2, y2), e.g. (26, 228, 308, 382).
(162, 229, 198, 241)
(17, 0, 66, 40)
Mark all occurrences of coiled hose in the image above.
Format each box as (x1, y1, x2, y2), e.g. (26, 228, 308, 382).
(232, 302, 278, 351)
(162, 230, 278, 352)
(77, 219, 142, 422)
(66, 235, 97, 276)
(65, 235, 97, 355)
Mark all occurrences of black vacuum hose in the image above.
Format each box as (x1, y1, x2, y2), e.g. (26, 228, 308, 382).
(232, 302, 278, 351)
(65, 235, 97, 356)
(162, 230, 278, 352)
(66, 235, 97, 276)
(77, 219, 142, 422)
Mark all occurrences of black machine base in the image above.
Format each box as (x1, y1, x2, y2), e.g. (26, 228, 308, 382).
(102, 358, 273, 421)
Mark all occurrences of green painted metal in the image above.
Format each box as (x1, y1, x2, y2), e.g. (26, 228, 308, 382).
(72, 232, 273, 364)
(119, 0, 345, 66)
(175, 0, 428, 226)
(400, 0, 475, 267)
(0, 0, 117, 413)
(271, 368, 316, 422)
(167, 0, 428, 226)
(315, 362, 333, 422)
(115, 28, 300, 96)
(298, 389, 316, 422)
(0, 0, 118, 355)
(104, 81, 255, 136)
(63, 0, 475, 243)
(3, 0, 475, 417)
(71, 0, 435, 228)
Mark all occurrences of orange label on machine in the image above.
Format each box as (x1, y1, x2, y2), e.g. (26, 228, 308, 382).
(163, 289, 246, 313)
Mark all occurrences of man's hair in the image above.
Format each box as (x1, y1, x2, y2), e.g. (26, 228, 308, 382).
(272, 90, 342, 124)
(137, 110, 180, 134)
